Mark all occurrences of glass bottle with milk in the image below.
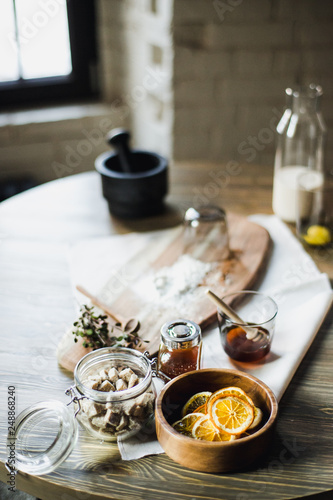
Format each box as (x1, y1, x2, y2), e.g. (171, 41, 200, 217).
(272, 84, 326, 223)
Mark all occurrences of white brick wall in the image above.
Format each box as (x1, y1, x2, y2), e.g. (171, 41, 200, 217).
(171, 0, 333, 169)
(1, 0, 333, 187)
(0, 105, 126, 184)
(97, 0, 173, 157)
(97, 0, 333, 168)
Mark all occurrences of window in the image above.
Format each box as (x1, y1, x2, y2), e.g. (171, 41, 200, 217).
(0, 0, 98, 109)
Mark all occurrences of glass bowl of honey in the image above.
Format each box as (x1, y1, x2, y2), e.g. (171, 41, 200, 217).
(217, 291, 278, 362)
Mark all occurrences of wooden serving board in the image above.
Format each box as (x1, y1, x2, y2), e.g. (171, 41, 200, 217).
(57, 213, 271, 372)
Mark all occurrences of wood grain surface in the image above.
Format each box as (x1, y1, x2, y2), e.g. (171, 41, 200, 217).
(104, 213, 271, 339)
(57, 212, 271, 372)
(0, 163, 332, 500)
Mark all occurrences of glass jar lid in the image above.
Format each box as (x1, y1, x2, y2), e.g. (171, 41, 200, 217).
(160, 319, 201, 349)
(7, 400, 78, 476)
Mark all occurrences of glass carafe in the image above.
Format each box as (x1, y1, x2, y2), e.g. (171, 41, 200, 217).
(272, 83, 326, 223)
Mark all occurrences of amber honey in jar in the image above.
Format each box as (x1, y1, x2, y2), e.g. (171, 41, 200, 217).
(157, 319, 202, 379)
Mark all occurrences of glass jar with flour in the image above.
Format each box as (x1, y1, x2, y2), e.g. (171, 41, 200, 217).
(272, 84, 326, 223)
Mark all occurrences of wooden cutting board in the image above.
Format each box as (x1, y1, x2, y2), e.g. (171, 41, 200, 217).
(57, 213, 271, 372)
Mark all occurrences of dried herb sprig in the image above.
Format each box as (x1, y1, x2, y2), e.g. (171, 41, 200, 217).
(72, 304, 146, 350)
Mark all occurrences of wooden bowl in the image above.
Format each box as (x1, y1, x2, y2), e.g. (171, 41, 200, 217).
(155, 368, 278, 473)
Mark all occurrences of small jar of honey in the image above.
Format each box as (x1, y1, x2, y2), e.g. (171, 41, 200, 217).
(157, 319, 202, 380)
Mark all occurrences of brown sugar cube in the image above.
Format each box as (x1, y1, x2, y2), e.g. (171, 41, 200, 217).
(98, 380, 115, 392)
(105, 408, 121, 426)
(122, 400, 137, 416)
(106, 399, 123, 409)
(132, 404, 145, 419)
(81, 400, 105, 418)
(99, 369, 109, 380)
(136, 392, 154, 407)
(116, 414, 129, 432)
(85, 379, 100, 390)
(118, 368, 135, 383)
(128, 373, 139, 389)
(108, 367, 119, 383)
(90, 415, 107, 429)
(116, 379, 128, 391)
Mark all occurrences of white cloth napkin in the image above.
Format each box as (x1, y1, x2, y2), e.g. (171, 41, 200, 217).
(68, 215, 333, 461)
(203, 215, 332, 399)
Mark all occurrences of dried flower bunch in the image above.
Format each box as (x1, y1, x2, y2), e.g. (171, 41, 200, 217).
(72, 305, 146, 350)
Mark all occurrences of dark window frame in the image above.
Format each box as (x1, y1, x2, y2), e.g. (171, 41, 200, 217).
(0, 0, 99, 110)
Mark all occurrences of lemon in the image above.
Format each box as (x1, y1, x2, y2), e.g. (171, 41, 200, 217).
(303, 225, 331, 246)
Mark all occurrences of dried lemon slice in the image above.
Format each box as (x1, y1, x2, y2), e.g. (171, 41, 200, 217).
(172, 413, 205, 437)
(181, 391, 212, 417)
(209, 395, 254, 435)
(192, 415, 236, 442)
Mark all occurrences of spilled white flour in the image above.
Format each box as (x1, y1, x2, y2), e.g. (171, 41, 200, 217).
(153, 255, 213, 303)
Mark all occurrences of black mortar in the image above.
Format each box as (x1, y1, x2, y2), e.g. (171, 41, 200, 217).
(95, 129, 168, 219)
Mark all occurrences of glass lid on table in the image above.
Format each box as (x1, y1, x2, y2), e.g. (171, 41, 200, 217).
(6, 347, 156, 476)
(6, 400, 78, 476)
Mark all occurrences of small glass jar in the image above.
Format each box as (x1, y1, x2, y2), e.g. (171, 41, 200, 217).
(157, 319, 202, 380)
(272, 83, 326, 223)
(69, 347, 156, 442)
(217, 291, 278, 363)
(7, 348, 155, 476)
(183, 205, 229, 262)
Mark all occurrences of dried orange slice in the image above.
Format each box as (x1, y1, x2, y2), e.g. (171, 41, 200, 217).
(181, 391, 212, 417)
(209, 395, 254, 435)
(195, 404, 207, 414)
(206, 386, 254, 412)
(213, 431, 236, 442)
(172, 413, 205, 437)
(192, 415, 236, 442)
(248, 406, 263, 430)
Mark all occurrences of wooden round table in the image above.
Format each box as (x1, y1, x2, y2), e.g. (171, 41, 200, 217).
(0, 165, 332, 500)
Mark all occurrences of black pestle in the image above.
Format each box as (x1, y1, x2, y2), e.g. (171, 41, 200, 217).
(107, 128, 134, 174)
(96, 131, 168, 218)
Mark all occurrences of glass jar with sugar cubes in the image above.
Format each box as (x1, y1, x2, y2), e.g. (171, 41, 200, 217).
(8, 348, 155, 476)
(68, 347, 156, 441)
